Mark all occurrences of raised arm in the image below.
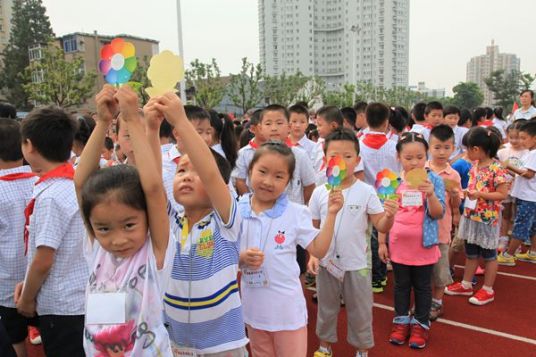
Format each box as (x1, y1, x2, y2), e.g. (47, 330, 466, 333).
(74, 85, 117, 240)
(115, 87, 169, 268)
(143, 97, 165, 176)
(153, 93, 232, 223)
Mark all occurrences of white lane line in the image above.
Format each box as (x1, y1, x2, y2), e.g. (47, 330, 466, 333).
(373, 302, 536, 346)
(454, 264, 536, 282)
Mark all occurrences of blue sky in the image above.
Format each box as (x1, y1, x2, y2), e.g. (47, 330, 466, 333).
(43, 0, 536, 93)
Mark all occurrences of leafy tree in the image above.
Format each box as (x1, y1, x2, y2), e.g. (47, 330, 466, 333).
(0, 0, 54, 109)
(323, 84, 355, 107)
(185, 58, 226, 109)
(294, 76, 325, 106)
(484, 70, 535, 110)
(228, 57, 264, 113)
(264, 71, 310, 106)
(129, 55, 150, 105)
(23, 45, 97, 108)
(450, 82, 484, 110)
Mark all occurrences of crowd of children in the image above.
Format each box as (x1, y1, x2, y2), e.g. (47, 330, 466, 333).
(0, 87, 535, 357)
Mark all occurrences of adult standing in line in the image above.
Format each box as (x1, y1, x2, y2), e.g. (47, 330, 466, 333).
(513, 90, 536, 120)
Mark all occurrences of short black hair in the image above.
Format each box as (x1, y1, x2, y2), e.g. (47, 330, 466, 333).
(294, 101, 309, 109)
(444, 106, 461, 117)
(472, 107, 487, 126)
(520, 89, 534, 99)
(104, 136, 114, 151)
(249, 109, 263, 126)
(519, 120, 536, 137)
(465, 126, 501, 158)
(324, 128, 360, 155)
(159, 119, 173, 139)
(484, 107, 494, 119)
(459, 109, 472, 127)
(366, 102, 389, 129)
(184, 105, 210, 121)
(0, 118, 23, 161)
(317, 106, 343, 126)
(210, 148, 232, 184)
(260, 104, 290, 123)
(389, 107, 408, 133)
(353, 101, 367, 115)
(0, 103, 17, 119)
(430, 124, 455, 143)
(21, 106, 78, 163)
(288, 104, 309, 117)
(74, 116, 95, 146)
(507, 119, 527, 132)
(396, 131, 429, 153)
(494, 107, 504, 120)
(411, 102, 426, 122)
(425, 101, 443, 115)
(341, 107, 357, 129)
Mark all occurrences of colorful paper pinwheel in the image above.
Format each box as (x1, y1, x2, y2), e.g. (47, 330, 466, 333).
(375, 168, 400, 201)
(325, 156, 347, 190)
(99, 38, 137, 85)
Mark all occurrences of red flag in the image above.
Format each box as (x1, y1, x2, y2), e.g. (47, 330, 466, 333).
(512, 101, 519, 114)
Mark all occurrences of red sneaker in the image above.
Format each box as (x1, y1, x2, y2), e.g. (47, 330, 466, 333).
(409, 324, 429, 349)
(28, 326, 42, 345)
(469, 288, 495, 305)
(389, 323, 410, 345)
(444, 282, 473, 296)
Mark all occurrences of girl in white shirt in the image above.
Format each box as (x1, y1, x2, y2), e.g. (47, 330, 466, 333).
(238, 141, 343, 357)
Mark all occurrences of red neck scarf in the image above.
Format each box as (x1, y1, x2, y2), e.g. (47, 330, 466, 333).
(0, 172, 35, 181)
(249, 138, 294, 149)
(480, 120, 493, 127)
(24, 163, 74, 255)
(423, 123, 434, 129)
(362, 133, 388, 150)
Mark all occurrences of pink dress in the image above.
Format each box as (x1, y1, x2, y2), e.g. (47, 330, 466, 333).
(389, 182, 440, 266)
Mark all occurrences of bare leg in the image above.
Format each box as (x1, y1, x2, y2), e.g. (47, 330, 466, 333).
(483, 260, 498, 288)
(13, 342, 27, 357)
(462, 258, 478, 283)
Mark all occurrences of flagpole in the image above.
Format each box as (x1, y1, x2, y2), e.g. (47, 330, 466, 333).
(176, 0, 187, 100)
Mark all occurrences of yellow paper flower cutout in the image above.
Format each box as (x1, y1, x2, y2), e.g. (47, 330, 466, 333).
(146, 50, 185, 98)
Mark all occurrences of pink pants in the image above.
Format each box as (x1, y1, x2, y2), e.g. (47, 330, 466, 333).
(246, 325, 308, 357)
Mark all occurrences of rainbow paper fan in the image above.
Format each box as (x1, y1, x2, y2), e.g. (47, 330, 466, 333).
(375, 168, 400, 201)
(99, 38, 137, 85)
(325, 156, 347, 190)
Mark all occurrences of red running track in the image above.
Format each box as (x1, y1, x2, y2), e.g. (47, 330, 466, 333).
(27, 261, 536, 356)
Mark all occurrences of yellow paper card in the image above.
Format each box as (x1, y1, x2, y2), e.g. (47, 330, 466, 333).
(146, 50, 184, 98)
(405, 168, 427, 188)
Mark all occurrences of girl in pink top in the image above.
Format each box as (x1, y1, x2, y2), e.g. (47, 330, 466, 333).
(378, 132, 445, 350)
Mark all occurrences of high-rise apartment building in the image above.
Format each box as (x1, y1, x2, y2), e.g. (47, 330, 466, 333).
(258, 0, 409, 89)
(0, 0, 14, 54)
(466, 40, 520, 106)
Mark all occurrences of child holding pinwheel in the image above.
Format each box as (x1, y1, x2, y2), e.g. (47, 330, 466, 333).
(308, 128, 397, 357)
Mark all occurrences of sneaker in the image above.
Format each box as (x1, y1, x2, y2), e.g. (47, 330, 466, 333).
(381, 276, 388, 286)
(389, 323, 410, 345)
(372, 281, 384, 293)
(469, 288, 495, 305)
(515, 251, 536, 263)
(475, 266, 485, 275)
(429, 301, 443, 321)
(313, 348, 332, 357)
(28, 326, 42, 345)
(444, 282, 473, 296)
(408, 324, 429, 349)
(497, 252, 516, 266)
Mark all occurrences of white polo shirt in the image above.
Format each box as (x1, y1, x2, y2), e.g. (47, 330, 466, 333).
(451, 126, 469, 160)
(410, 124, 431, 142)
(231, 143, 316, 204)
(0, 166, 35, 308)
(27, 177, 88, 315)
(296, 135, 323, 174)
(359, 134, 400, 186)
(238, 193, 319, 331)
(309, 180, 384, 271)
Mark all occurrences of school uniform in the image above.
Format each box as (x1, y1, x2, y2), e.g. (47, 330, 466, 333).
(410, 124, 431, 142)
(162, 145, 184, 215)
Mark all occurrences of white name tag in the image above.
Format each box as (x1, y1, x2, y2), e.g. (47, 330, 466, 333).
(242, 268, 269, 288)
(86, 292, 126, 325)
(401, 190, 423, 207)
(464, 198, 477, 210)
(171, 343, 198, 357)
(326, 260, 345, 282)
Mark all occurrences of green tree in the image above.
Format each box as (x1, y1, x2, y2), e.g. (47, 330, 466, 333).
(294, 76, 325, 105)
(0, 0, 54, 109)
(450, 82, 484, 109)
(264, 71, 310, 106)
(484, 70, 534, 110)
(227, 57, 264, 113)
(185, 58, 226, 109)
(129, 55, 150, 105)
(323, 84, 355, 107)
(23, 45, 97, 108)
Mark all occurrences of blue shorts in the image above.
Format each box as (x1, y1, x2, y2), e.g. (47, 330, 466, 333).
(465, 242, 497, 261)
(512, 198, 536, 242)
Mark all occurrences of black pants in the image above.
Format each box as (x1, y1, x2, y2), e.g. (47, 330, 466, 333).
(0, 319, 16, 357)
(39, 315, 85, 357)
(392, 262, 434, 326)
(371, 228, 386, 282)
(297, 245, 307, 274)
